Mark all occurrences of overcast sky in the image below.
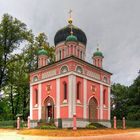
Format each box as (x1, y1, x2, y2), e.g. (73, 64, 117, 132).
(0, 0, 140, 86)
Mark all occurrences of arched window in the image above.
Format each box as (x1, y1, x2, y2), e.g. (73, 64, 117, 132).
(35, 89, 38, 104)
(76, 66, 83, 73)
(63, 82, 67, 100)
(61, 66, 68, 74)
(103, 77, 108, 83)
(103, 89, 106, 105)
(77, 82, 81, 100)
(33, 76, 38, 82)
(80, 51, 82, 59)
(59, 50, 61, 60)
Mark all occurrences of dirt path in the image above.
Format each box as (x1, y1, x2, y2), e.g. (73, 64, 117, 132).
(0, 131, 140, 140)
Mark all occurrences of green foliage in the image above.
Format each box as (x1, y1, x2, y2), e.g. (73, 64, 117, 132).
(86, 123, 106, 129)
(111, 74, 140, 120)
(0, 120, 16, 128)
(0, 13, 32, 89)
(0, 14, 55, 121)
(40, 125, 56, 129)
(111, 120, 140, 128)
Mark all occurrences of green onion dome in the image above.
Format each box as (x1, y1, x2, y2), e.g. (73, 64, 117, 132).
(54, 24, 87, 46)
(38, 48, 48, 55)
(93, 48, 104, 57)
(66, 34, 78, 42)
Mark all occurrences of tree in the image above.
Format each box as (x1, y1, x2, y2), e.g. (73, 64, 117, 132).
(111, 83, 129, 119)
(35, 33, 55, 65)
(0, 13, 32, 90)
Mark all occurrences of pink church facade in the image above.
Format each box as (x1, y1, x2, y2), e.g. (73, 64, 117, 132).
(30, 17, 112, 128)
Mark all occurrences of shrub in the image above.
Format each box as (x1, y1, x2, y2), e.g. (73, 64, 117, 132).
(40, 124, 56, 129)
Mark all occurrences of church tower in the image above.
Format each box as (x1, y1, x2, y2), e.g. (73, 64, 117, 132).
(54, 10, 87, 61)
(93, 48, 104, 68)
(38, 48, 48, 68)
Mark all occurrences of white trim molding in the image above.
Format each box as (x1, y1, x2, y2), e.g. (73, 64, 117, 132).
(30, 86, 33, 120)
(38, 83, 42, 120)
(68, 75, 73, 118)
(31, 71, 110, 87)
(108, 86, 111, 120)
(72, 75, 76, 114)
(83, 79, 87, 119)
(56, 78, 60, 118)
(100, 84, 103, 120)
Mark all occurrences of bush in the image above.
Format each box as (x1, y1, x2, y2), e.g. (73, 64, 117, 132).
(127, 112, 140, 120)
(86, 124, 97, 129)
(40, 125, 56, 129)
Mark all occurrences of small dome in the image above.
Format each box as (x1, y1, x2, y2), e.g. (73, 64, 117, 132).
(93, 48, 104, 57)
(38, 49, 48, 55)
(66, 34, 78, 42)
(54, 24, 87, 46)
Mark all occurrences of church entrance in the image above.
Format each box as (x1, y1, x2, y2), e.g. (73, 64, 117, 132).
(44, 97, 54, 122)
(89, 97, 97, 122)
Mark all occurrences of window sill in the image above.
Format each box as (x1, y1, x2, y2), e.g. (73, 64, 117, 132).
(103, 104, 107, 108)
(77, 99, 81, 104)
(34, 104, 38, 108)
(63, 99, 68, 104)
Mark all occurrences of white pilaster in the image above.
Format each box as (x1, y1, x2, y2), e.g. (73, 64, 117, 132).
(108, 87, 111, 120)
(30, 85, 33, 120)
(38, 83, 42, 120)
(68, 75, 72, 118)
(100, 84, 103, 120)
(72, 75, 76, 114)
(56, 78, 60, 118)
(83, 79, 87, 118)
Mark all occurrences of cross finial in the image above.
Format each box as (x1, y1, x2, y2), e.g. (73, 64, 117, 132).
(68, 9, 73, 24)
(69, 9, 72, 18)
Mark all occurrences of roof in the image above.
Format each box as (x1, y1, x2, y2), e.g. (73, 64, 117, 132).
(38, 49, 48, 55)
(66, 34, 78, 42)
(93, 48, 104, 57)
(30, 55, 112, 75)
(54, 24, 87, 46)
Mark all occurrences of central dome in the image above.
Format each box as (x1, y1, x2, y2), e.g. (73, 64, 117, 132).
(54, 24, 87, 46)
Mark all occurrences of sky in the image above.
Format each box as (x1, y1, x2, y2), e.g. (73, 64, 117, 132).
(0, 0, 140, 86)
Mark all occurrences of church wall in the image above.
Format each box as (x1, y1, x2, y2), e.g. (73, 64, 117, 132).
(32, 84, 38, 107)
(60, 76, 69, 118)
(75, 76, 84, 118)
(32, 84, 39, 120)
(60, 76, 68, 104)
(87, 80, 100, 105)
(33, 109, 38, 120)
(41, 80, 56, 105)
(87, 80, 100, 119)
(60, 106, 68, 118)
(103, 109, 108, 120)
(76, 106, 83, 118)
(76, 76, 84, 104)
(103, 85, 109, 120)
(41, 80, 56, 119)
(103, 85, 108, 107)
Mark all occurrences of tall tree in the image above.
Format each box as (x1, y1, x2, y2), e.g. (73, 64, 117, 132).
(111, 83, 129, 119)
(0, 13, 32, 90)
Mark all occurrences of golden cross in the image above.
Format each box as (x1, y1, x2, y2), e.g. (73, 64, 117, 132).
(68, 9, 72, 18)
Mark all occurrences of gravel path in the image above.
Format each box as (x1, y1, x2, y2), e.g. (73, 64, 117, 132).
(0, 131, 140, 140)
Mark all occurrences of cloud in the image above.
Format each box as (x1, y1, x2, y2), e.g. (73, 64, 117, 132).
(0, 0, 140, 86)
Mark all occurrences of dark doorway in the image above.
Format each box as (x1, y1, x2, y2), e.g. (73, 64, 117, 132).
(89, 97, 97, 122)
(44, 97, 54, 122)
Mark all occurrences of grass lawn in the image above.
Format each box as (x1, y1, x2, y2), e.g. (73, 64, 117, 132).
(17, 128, 140, 137)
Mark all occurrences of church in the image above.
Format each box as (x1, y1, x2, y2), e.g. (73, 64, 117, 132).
(30, 12, 112, 128)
